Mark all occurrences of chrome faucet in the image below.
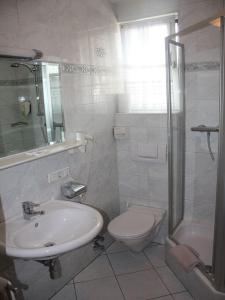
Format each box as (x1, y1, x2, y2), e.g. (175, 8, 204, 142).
(22, 201, 45, 220)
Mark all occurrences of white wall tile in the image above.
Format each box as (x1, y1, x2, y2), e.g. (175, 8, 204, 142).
(180, 0, 221, 226)
(0, 0, 120, 299)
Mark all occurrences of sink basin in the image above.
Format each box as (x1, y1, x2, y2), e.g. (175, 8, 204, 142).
(0, 200, 103, 259)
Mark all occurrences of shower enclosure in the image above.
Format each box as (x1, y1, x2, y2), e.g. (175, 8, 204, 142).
(166, 14, 225, 299)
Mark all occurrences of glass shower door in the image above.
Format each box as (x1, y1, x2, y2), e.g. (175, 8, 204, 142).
(166, 39, 185, 235)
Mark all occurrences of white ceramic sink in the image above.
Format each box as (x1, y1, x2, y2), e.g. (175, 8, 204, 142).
(0, 200, 103, 259)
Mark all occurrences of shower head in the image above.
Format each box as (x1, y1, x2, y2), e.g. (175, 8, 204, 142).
(10, 62, 37, 73)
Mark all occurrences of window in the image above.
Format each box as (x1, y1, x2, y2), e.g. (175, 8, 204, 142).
(120, 15, 176, 113)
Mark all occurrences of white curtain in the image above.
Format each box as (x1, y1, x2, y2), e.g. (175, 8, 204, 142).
(120, 17, 173, 113)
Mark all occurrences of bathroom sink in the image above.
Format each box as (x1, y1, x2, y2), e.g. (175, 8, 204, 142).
(0, 200, 103, 259)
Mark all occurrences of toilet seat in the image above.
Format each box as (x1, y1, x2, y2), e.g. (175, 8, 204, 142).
(108, 209, 156, 239)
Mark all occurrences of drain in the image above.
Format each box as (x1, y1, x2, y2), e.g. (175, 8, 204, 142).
(44, 242, 55, 247)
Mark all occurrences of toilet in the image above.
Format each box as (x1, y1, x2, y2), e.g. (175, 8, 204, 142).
(108, 205, 166, 252)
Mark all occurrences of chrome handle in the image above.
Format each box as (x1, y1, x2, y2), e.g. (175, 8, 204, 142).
(22, 201, 44, 220)
(0, 277, 20, 298)
(22, 201, 40, 207)
(22, 202, 40, 215)
(7, 283, 19, 295)
(30, 203, 40, 207)
(191, 125, 219, 132)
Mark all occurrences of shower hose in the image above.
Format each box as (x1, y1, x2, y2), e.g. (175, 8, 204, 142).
(207, 132, 215, 161)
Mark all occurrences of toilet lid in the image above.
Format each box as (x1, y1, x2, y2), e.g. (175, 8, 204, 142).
(108, 211, 155, 239)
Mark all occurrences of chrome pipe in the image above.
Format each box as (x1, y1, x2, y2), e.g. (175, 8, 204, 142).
(191, 125, 219, 132)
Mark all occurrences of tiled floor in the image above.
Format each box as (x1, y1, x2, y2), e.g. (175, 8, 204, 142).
(50, 242, 194, 300)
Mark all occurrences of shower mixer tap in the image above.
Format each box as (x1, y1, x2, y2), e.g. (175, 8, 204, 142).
(191, 125, 219, 132)
(191, 125, 219, 161)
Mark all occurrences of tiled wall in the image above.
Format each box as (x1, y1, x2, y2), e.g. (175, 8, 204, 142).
(178, 0, 223, 224)
(0, 0, 120, 299)
(115, 113, 168, 243)
(178, 0, 224, 31)
(113, 0, 178, 243)
(0, 0, 224, 298)
(114, 0, 224, 241)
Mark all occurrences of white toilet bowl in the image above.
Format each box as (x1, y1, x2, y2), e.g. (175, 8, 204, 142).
(108, 205, 166, 252)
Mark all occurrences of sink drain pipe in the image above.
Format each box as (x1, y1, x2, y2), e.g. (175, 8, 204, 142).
(37, 257, 62, 279)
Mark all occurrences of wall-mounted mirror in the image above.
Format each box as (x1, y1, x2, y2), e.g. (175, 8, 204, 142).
(0, 57, 64, 158)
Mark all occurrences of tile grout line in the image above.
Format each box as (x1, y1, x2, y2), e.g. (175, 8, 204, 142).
(107, 249, 131, 255)
(72, 282, 78, 300)
(142, 250, 173, 297)
(49, 241, 114, 299)
(74, 246, 160, 282)
(114, 266, 154, 277)
(50, 242, 190, 300)
(108, 244, 172, 300)
(146, 294, 174, 300)
(74, 274, 117, 284)
(74, 262, 156, 284)
(105, 252, 127, 300)
(72, 243, 111, 281)
(72, 244, 173, 299)
(72, 242, 130, 298)
(49, 281, 75, 300)
(171, 290, 195, 300)
(73, 240, 126, 285)
(143, 249, 188, 296)
(154, 262, 186, 294)
(108, 247, 173, 300)
(107, 248, 155, 277)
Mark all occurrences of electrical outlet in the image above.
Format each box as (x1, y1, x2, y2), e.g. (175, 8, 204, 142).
(48, 167, 70, 183)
